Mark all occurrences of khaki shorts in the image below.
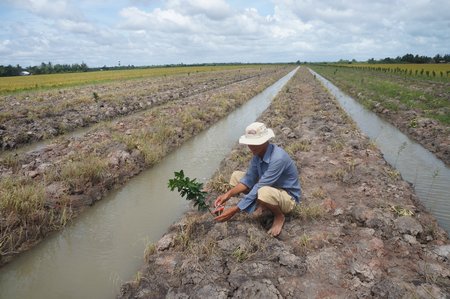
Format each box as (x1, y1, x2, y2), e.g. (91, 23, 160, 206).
(230, 171, 296, 214)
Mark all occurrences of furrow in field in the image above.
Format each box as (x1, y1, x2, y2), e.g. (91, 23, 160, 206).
(0, 67, 281, 151)
(118, 66, 450, 299)
(0, 66, 294, 267)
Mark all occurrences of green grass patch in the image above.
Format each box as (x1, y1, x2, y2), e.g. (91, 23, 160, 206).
(309, 65, 450, 125)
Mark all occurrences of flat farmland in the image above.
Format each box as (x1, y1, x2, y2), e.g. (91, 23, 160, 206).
(309, 64, 450, 165)
(0, 65, 281, 150)
(333, 63, 450, 81)
(0, 65, 265, 94)
(0, 64, 294, 266)
(119, 67, 450, 299)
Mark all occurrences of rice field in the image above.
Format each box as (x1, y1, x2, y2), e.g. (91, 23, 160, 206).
(0, 65, 264, 94)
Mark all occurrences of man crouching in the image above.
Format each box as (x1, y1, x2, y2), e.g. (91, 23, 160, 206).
(214, 122, 301, 237)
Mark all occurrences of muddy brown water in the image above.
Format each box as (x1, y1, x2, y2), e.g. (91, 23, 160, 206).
(311, 69, 450, 234)
(0, 68, 299, 299)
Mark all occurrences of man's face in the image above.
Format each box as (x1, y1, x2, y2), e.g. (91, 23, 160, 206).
(247, 143, 267, 157)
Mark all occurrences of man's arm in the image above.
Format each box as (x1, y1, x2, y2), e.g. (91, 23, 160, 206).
(213, 157, 258, 220)
(237, 157, 287, 212)
(213, 183, 248, 222)
(214, 182, 249, 207)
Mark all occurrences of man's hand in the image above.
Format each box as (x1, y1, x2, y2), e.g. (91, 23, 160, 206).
(214, 206, 239, 222)
(212, 204, 224, 216)
(214, 193, 230, 207)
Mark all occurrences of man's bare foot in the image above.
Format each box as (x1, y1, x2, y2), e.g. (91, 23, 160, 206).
(267, 214, 285, 237)
(253, 205, 264, 217)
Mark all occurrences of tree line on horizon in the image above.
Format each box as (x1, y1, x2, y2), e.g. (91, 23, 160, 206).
(1, 54, 448, 77)
(0, 62, 89, 77)
(314, 53, 449, 65)
(0, 61, 280, 77)
(367, 54, 450, 64)
(368, 53, 449, 64)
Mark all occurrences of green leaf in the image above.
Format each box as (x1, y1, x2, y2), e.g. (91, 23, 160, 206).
(167, 169, 210, 212)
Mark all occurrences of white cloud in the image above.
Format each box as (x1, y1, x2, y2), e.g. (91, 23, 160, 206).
(0, 0, 449, 66)
(8, 0, 83, 20)
(119, 7, 198, 33)
(0, 40, 11, 55)
(167, 0, 232, 20)
(57, 19, 96, 34)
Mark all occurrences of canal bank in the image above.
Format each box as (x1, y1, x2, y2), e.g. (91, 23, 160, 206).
(0, 69, 298, 299)
(0, 66, 293, 269)
(120, 67, 450, 298)
(311, 69, 450, 236)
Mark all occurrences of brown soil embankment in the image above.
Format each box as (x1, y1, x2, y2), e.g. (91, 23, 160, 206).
(0, 66, 293, 267)
(310, 67, 450, 166)
(381, 98, 450, 166)
(0, 67, 280, 150)
(119, 67, 450, 298)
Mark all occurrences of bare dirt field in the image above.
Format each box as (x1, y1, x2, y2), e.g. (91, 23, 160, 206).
(0, 67, 281, 150)
(0, 66, 293, 267)
(119, 67, 450, 299)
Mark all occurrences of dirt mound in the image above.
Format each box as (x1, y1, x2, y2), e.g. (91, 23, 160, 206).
(119, 67, 450, 298)
(0, 67, 292, 267)
(0, 67, 281, 150)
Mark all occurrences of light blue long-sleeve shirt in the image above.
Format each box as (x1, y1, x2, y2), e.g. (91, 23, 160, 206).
(237, 143, 301, 213)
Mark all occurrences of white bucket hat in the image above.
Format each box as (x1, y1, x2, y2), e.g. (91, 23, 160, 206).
(239, 122, 275, 145)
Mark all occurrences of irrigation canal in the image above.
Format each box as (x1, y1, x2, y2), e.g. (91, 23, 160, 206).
(0, 68, 299, 299)
(1, 66, 448, 298)
(310, 69, 450, 234)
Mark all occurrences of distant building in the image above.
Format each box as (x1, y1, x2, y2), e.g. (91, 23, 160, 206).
(20, 71, 31, 76)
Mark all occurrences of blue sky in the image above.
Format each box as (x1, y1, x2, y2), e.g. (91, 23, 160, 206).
(1, 0, 449, 67)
